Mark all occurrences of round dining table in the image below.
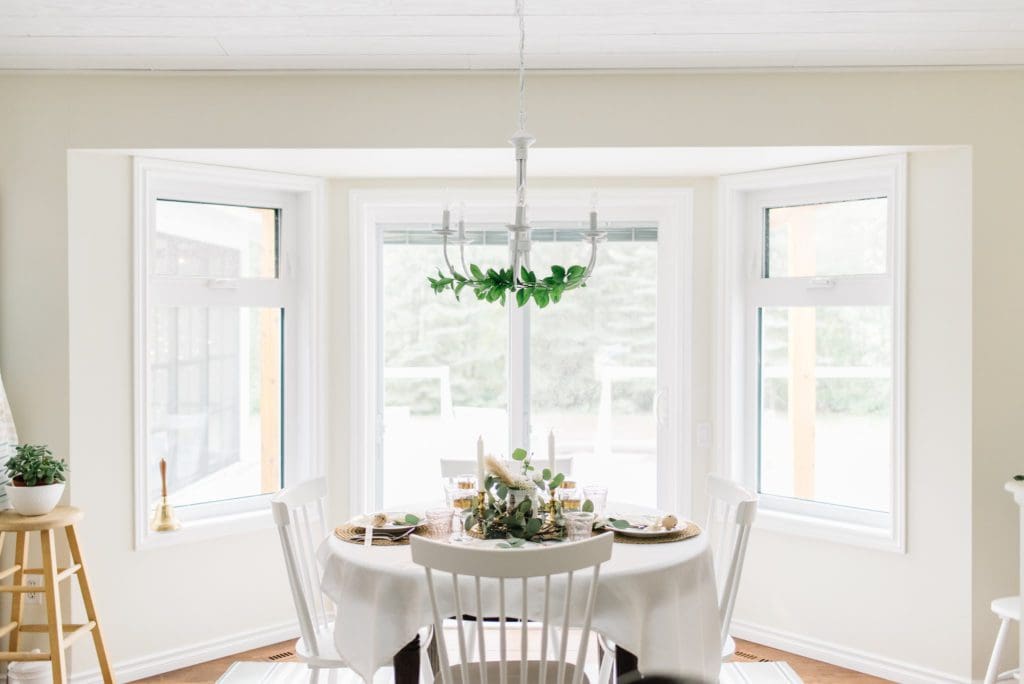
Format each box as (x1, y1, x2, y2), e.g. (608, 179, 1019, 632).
(318, 505, 721, 682)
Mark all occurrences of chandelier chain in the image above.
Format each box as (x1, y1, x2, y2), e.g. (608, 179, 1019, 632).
(516, 0, 526, 132)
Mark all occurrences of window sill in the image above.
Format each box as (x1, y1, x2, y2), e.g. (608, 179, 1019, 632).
(134, 506, 276, 551)
(755, 506, 905, 553)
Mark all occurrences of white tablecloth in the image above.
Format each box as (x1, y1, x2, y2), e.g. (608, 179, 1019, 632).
(319, 515, 720, 682)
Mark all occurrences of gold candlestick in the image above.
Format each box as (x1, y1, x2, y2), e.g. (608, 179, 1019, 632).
(150, 458, 181, 532)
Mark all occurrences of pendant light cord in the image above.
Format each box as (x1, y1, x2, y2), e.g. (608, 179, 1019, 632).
(516, 0, 526, 132)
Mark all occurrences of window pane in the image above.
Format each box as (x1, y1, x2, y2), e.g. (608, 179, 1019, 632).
(765, 197, 887, 278)
(530, 231, 658, 507)
(381, 232, 508, 508)
(758, 306, 891, 512)
(154, 200, 279, 278)
(148, 306, 282, 507)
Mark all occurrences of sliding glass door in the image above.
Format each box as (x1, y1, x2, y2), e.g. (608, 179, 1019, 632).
(367, 193, 690, 512)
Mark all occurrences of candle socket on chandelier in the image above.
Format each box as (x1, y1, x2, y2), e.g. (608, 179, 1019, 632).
(150, 458, 181, 532)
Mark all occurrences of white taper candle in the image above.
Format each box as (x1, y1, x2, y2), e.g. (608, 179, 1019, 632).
(476, 436, 485, 491)
(548, 430, 556, 474)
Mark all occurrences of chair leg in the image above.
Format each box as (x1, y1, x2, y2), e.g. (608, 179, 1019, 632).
(64, 523, 114, 683)
(40, 529, 67, 684)
(985, 618, 1012, 684)
(8, 532, 28, 654)
(308, 667, 321, 684)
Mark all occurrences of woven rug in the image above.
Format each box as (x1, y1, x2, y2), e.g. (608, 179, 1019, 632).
(720, 661, 803, 683)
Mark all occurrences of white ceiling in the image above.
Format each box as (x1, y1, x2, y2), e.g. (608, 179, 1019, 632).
(5, 0, 1024, 71)
(121, 146, 941, 178)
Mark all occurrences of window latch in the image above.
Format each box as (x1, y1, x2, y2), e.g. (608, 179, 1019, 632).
(206, 278, 239, 290)
(807, 277, 836, 290)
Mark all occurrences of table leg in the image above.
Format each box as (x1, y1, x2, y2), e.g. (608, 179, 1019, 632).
(393, 634, 421, 684)
(616, 646, 639, 683)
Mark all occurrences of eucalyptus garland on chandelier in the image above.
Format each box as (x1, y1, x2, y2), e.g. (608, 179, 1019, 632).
(425, 0, 605, 309)
(428, 263, 589, 309)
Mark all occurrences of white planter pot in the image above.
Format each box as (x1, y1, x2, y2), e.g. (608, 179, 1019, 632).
(5, 483, 64, 516)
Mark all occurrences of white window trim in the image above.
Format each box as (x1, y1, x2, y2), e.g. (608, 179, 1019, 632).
(716, 155, 907, 552)
(348, 187, 694, 518)
(133, 157, 326, 550)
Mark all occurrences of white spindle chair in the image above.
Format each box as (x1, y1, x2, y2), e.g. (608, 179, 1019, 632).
(594, 475, 758, 682)
(984, 595, 1020, 684)
(706, 474, 758, 660)
(411, 533, 613, 684)
(272, 478, 350, 682)
(439, 457, 574, 479)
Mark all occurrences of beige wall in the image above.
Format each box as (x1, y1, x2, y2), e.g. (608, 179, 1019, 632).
(0, 71, 993, 680)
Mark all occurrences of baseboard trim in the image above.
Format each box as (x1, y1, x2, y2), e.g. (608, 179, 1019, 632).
(70, 619, 300, 684)
(732, 619, 971, 684)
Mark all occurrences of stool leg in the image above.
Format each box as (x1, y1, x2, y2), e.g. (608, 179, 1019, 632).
(40, 529, 66, 683)
(65, 524, 114, 683)
(985, 617, 1012, 684)
(8, 531, 28, 653)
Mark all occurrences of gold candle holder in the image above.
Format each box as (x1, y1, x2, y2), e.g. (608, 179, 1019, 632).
(150, 458, 181, 532)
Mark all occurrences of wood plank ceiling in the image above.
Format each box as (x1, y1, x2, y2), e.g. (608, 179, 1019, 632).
(2, 0, 1024, 71)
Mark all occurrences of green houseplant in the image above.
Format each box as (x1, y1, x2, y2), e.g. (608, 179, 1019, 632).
(4, 444, 66, 516)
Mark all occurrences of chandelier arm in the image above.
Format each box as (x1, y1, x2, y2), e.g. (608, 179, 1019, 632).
(458, 243, 470, 276)
(441, 234, 457, 277)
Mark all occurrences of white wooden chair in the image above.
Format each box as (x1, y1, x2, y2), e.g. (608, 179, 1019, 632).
(706, 474, 758, 661)
(411, 533, 613, 684)
(984, 595, 1020, 683)
(272, 478, 351, 683)
(440, 457, 574, 479)
(273, 479, 432, 683)
(594, 475, 758, 682)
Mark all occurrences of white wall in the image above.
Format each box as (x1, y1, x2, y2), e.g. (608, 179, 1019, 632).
(0, 71, 998, 681)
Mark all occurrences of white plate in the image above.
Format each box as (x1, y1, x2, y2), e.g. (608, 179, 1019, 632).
(605, 514, 686, 537)
(350, 511, 423, 533)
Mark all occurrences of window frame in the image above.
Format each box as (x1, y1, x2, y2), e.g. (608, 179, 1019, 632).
(133, 157, 326, 550)
(348, 187, 693, 518)
(717, 155, 907, 552)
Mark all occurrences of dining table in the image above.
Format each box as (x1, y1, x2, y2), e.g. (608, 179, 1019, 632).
(317, 503, 721, 682)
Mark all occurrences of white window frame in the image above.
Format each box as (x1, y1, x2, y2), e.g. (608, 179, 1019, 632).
(348, 187, 693, 518)
(133, 157, 325, 550)
(717, 155, 907, 552)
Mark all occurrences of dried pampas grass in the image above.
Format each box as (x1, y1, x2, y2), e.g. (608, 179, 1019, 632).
(485, 455, 534, 490)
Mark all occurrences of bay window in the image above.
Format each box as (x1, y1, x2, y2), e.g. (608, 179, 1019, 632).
(134, 159, 324, 547)
(720, 156, 906, 550)
(351, 190, 691, 515)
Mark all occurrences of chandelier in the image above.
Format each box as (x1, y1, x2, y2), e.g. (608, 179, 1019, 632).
(427, 0, 605, 308)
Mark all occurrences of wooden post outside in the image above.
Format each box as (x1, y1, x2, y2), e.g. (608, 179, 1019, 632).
(259, 209, 281, 494)
(786, 207, 817, 500)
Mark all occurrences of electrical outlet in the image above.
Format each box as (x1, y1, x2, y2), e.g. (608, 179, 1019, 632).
(25, 575, 42, 604)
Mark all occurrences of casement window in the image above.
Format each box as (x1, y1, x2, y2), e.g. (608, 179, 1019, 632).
(134, 159, 323, 548)
(350, 190, 692, 515)
(719, 156, 906, 550)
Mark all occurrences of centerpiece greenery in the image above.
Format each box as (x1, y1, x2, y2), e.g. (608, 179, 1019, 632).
(428, 264, 589, 308)
(464, 447, 598, 544)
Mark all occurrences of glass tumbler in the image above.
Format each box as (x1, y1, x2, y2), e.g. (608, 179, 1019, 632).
(564, 511, 596, 542)
(426, 507, 454, 540)
(582, 486, 608, 516)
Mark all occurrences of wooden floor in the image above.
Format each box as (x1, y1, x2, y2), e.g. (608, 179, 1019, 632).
(135, 638, 891, 683)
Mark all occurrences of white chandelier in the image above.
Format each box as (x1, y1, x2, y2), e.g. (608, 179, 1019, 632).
(428, 0, 605, 308)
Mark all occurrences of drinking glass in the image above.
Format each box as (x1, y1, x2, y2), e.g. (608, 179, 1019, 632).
(564, 511, 596, 542)
(444, 483, 476, 542)
(426, 507, 454, 540)
(557, 481, 581, 512)
(582, 485, 608, 516)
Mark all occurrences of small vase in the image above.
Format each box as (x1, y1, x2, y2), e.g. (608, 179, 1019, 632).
(506, 487, 537, 510)
(6, 482, 64, 516)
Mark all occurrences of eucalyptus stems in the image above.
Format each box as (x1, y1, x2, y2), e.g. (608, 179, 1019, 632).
(427, 263, 588, 308)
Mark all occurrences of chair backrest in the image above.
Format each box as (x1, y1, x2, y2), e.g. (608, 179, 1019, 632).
(705, 474, 757, 652)
(271, 478, 332, 656)
(440, 456, 574, 479)
(411, 533, 613, 684)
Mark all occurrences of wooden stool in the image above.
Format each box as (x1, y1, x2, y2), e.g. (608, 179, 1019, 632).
(0, 506, 113, 683)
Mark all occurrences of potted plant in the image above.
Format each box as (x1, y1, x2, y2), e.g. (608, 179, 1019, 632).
(5, 444, 66, 516)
